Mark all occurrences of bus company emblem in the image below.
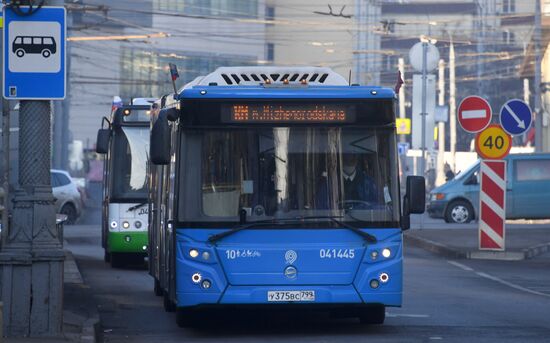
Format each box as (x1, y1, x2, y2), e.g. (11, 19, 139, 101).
(284, 266, 297, 279)
(285, 250, 297, 265)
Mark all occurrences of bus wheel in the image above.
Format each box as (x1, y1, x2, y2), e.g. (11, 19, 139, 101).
(16, 49, 24, 57)
(154, 279, 163, 296)
(359, 304, 385, 325)
(104, 250, 111, 263)
(176, 308, 198, 328)
(42, 49, 51, 58)
(163, 292, 176, 312)
(110, 253, 126, 268)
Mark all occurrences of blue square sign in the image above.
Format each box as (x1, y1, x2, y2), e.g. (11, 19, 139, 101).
(3, 6, 66, 99)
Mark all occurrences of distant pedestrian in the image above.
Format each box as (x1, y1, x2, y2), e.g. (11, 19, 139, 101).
(444, 162, 455, 182)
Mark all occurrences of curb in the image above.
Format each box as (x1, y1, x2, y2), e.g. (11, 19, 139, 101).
(405, 233, 550, 261)
(80, 317, 100, 343)
(63, 250, 101, 343)
(404, 233, 467, 259)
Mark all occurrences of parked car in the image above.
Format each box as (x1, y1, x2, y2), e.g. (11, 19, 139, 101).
(51, 169, 82, 224)
(427, 153, 550, 223)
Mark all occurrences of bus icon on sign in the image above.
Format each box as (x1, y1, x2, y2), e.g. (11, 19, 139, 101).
(13, 36, 57, 58)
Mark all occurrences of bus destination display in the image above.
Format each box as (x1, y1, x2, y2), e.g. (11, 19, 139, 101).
(227, 103, 353, 123)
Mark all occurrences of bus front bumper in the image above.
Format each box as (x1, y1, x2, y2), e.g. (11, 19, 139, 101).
(108, 231, 148, 253)
(176, 285, 402, 308)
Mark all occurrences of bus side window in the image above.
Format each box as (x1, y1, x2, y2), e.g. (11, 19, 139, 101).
(14, 37, 22, 44)
(43, 37, 54, 45)
(23, 37, 32, 45)
(33, 37, 42, 45)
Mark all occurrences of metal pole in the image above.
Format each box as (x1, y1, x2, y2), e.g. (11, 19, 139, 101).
(1, 20, 9, 247)
(398, 58, 407, 186)
(436, 59, 446, 186)
(420, 42, 428, 177)
(535, 0, 543, 152)
(449, 40, 457, 171)
(1, 99, 9, 247)
(0, 0, 65, 337)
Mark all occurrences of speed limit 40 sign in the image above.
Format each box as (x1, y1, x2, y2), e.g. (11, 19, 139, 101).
(475, 124, 512, 160)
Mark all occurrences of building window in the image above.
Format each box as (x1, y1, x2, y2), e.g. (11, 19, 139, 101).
(502, 31, 515, 44)
(502, 0, 515, 13)
(266, 43, 274, 62)
(153, 0, 258, 18)
(266, 5, 275, 25)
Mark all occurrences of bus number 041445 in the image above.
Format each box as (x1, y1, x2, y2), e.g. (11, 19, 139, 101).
(319, 249, 355, 259)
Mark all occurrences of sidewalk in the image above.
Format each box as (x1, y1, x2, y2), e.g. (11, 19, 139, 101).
(5, 251, 99, 343)
(405, 227, 550, 261)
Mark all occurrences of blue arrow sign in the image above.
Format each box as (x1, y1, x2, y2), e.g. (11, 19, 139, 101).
(500, 99, 532, 136)
(3, 7, 66, 99)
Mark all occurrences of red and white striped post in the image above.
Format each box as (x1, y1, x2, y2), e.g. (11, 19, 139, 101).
(479, 160, 506, 250)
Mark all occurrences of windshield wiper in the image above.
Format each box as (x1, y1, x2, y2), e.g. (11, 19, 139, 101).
(207, 215, 377, 244)
(127, 202, 147, 212)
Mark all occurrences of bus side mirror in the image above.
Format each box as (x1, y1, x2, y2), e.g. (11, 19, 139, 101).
(401, 176, 425, 230)
(95, 129, 110, 154)
(150, 114, 170, 165)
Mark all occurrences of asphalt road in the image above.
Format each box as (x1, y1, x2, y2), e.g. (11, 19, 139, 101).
(65, 224, 550, 343)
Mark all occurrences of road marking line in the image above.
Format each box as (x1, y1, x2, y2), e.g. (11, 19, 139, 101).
(447, 260, 550, 299)
(447, 260, 474, 271)
(462, 109, 486, 119)
(475, 272, 550, 298)
(429, 337, 443, 340)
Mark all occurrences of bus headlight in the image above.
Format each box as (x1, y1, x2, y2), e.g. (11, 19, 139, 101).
(201, 280, 211, 289)
(110, 221, 118, 229)
(189, 249, 199, 258)
(370, 251, 378, 260)
(379, 272, 390, 283)
(134, 220, 142, 229)
(382, 248, 391, 258)
(192, 273, 202, 283)
(122, 221, 130, 229)
(202, 251, 210, 260)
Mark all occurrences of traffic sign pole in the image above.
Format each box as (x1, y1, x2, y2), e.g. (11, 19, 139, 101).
(420, 42, 427, 178)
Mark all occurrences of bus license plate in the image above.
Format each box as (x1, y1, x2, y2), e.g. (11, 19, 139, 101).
(267, 291, 315, 302)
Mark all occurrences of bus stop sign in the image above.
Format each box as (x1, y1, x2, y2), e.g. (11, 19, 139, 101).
(3, 6, 66, 99)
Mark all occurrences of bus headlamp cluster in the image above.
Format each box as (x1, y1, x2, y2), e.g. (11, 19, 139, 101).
(135, 220, 142, 229)
(370, 273, 390, 288)
(191, 272, 212, 289)
(370, 248, 392, 260)
(122, 221, 130, 229)
(110, 221, 118, 229)
(188, 249, 211, 261)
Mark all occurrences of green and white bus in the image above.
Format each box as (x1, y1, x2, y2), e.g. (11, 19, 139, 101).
(96, 97, 154, 267)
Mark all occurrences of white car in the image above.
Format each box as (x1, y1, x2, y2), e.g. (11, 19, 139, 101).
(51, 169, 82, 224)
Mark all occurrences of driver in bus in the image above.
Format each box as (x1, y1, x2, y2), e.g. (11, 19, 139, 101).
(341, 154, 378, 204)
(315, 153, 379, 209)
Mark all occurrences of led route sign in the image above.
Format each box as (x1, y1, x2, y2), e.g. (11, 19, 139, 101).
(228, 103, 352, 123)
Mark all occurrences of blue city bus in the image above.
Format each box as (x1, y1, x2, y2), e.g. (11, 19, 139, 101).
(148, 67, 425, 327)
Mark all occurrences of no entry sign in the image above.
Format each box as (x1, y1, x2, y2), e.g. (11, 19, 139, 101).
(458, 96, 492, 133)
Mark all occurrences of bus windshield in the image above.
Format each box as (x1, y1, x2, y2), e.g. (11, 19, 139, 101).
(110, 126, 149, 201)
(178, 127, 399, 227)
